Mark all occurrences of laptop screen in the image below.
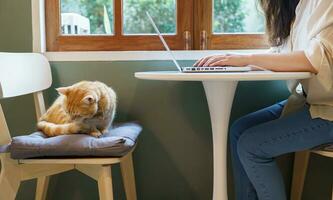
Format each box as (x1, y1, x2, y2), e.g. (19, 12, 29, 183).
(146, 11, 183, 72)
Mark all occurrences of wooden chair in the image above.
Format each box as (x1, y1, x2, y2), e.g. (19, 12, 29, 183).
(0, 53, 137, 200)
(290, 150, 333, 200)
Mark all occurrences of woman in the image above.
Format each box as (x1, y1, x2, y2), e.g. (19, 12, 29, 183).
(194, 0, 333, 199)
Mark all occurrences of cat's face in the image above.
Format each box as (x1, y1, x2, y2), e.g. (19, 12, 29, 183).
(57, 86, 99, 120)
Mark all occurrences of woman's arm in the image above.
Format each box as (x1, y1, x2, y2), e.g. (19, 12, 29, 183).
(193, 51, 318, 73)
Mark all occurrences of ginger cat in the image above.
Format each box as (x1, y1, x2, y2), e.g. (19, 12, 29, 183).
(37, 81, 117, 137)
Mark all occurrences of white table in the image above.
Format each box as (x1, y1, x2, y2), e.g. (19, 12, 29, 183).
(134, 71, 312, 200)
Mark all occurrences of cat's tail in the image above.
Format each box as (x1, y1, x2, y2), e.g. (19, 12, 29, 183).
(37, 121, 82, 137)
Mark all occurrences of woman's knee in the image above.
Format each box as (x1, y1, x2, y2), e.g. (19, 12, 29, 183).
(237, 127, 272, 163)
(237, 129, 255, 159)
(229, 116, 253, 143)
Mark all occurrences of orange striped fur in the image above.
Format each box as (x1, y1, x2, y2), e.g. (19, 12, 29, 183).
(37, 81, 117, 137)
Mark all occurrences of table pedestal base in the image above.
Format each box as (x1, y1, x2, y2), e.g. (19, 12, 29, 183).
(203, 81, 238, 200)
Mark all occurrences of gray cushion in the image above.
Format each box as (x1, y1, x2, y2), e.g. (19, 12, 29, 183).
(0, 144, 9, 153)
(10, 122, 142, 159)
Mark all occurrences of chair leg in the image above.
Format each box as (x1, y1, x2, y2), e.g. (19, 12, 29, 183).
(35, 176, 50, 200)
(290, 151, 310, 200)
(98, 165, 114, 200)
(120, 153, 137, 200)
(0, 154, 21, 200)
(0, 173, 21, 200)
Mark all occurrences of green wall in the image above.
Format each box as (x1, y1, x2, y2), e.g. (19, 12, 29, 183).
(0, 1, 332, 199)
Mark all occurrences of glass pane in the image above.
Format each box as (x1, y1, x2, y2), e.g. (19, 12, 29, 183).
(61, 0, 114, 35)
(213, 0, 265, 33)
(123, 0, 176, 35)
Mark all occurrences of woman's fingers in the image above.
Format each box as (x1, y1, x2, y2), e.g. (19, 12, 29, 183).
(193, 58, 203, 67)
(198, 56, 214, 67)
(203, 56, 226, 66)
(195, 55, 224, 67)
(194, 56, 212, 67)
(194, 54, 232, 67)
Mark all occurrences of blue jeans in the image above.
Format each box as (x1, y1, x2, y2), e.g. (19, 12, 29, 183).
(230, 100, 333, 200)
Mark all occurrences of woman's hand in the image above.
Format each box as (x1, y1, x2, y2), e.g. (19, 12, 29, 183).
(193, 51, 317, 73)
(193, 54, 252, 67)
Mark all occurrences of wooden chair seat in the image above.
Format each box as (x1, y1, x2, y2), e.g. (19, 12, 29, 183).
(18, 145, 136, 165)
(19, 156, 123, 165)
(312, 150, 333, 158)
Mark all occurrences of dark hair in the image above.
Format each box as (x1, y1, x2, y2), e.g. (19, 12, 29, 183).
(259, 0, 300, 46)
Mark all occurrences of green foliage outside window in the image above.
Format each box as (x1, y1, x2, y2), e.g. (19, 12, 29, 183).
(61, 0, 176, 34)
(214, 0, 265, 33)
(61, 0, 263, 35)
(61, 0, 114, 34)
(213, 0, 246, 33)
(123, 0, 176, 34)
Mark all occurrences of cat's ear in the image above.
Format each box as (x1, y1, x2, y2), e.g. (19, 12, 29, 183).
(83, 95, 96, 104)
(56, 87, 71, 96)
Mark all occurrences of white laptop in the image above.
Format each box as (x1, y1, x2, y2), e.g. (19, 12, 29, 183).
(146, 12, 252, 73)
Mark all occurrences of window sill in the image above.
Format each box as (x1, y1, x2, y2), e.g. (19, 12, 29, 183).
(44, 50, 268, 61)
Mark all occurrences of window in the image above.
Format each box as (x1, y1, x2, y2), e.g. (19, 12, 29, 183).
(46, 0, 268, 51)
(61, 0, 114, 35)
(122, 0, 177, 34)
(213, 0, 264, 33)
(193, 0, 267, 50)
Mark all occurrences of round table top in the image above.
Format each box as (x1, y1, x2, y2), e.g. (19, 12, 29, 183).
(135, 71, 312, 81)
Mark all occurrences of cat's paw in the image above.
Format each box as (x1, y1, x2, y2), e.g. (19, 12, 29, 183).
(90, 130, 102, 138)
(101, 129, 109, 134)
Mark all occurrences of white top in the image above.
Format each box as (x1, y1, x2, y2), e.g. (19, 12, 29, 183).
(135, 71, 311, 81)
(275, 0, 333, 120)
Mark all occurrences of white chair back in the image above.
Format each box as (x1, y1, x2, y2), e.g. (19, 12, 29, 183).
(0, 53, 52, 145)
(0, 53, 52, 99)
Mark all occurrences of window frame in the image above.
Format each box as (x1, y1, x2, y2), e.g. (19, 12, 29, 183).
(46, 0, 268, 51)
(46, 0, 193, 51)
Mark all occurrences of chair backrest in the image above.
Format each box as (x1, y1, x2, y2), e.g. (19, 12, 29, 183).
(0, 53, 52, 145)
(0, 53, 52, 99)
